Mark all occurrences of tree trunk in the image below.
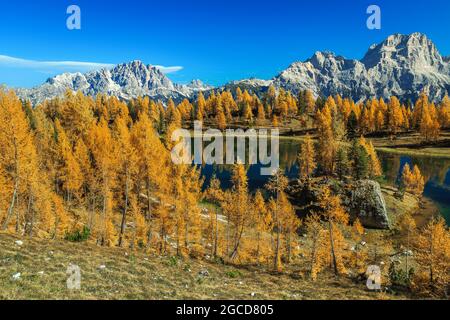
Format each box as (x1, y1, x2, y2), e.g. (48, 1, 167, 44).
(15, 192, 20, 233)
(256, 232, 261, 264)
(101, 192, 107, 246)
(286, 231, 291, 264)
(25, 194, 34, 237)
(230, 223, 245, 261)
(1, 181, 18, 230)
(213, 210, 218, 258)
(329, 221, 338, 276)
(274, 227, 281, 271)
(310, 235, 318, 277)
(429, 230, 434, 286)
(118, 168, 130, 247)
(184, 212, 189, 250)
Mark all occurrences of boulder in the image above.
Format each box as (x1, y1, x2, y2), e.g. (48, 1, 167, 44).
(347, 180, 390, 229)
(288, 178, 391, 229)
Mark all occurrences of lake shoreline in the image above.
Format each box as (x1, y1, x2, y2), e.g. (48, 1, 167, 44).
(384, 186, 440, 229)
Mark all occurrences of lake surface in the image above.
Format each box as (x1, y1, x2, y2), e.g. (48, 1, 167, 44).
(198, 139, 450, 225)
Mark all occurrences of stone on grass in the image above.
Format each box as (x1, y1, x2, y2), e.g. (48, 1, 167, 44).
(12, 273, 21, 281)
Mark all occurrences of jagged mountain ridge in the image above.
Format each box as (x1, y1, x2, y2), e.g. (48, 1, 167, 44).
(16, 32, 450, 105)
(16, 61, 212, 105)
(272, 32, 449, 102)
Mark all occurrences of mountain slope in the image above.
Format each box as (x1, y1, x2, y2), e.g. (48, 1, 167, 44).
(16, 61, 212, 105)
(15, 33, 450, 105)
(0, 233, 399, 300)
(273, 33, 450, 102)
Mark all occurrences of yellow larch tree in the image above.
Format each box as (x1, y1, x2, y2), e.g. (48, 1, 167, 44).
(87, 117, 118, 246)
(253, 190, 272, 264)
(359, 136, 382, 178)
(438, 95, 450, 128)
(278, 192, 300, 264)
(256, 101, 266, 125)
(131, 112, 172, 248)
(315, 104, 336, 175)
(54, 120, 83, 203)
(204, 175, 225, 258)
(222, 164, 251, 262)
(265, 170, 291, 271)
(216, 105, 227, 130)
(304, 90, 316, 114)
(318, 186, 349, 276)
(297, 134, 316, 181)
(0, 91, 42, 233)
(387, 96, 404, 136)
(401, 163, 425, 196)
(413, 217, 450, 297)
(305, 213, 328, 280)
(350, 218, 368, 273)
(113, 115, 138, 247)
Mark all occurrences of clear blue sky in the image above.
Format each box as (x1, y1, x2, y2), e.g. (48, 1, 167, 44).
(1, 0, 449, 88)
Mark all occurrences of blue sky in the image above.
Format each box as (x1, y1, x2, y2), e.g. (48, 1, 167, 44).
(1, 0, 449, 88)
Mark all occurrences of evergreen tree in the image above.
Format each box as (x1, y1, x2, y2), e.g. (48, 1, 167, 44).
(349, 139, 369, 180)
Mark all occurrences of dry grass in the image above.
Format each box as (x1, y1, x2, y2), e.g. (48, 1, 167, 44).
(0, 233, 404, 300)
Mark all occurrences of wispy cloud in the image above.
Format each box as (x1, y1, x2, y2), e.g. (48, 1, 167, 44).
(0, 55, 183, 74)
(154, 65, 184, 74)
(0, 55, 113, 71)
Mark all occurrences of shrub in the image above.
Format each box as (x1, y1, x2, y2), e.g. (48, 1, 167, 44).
(65, 226, 91, 242)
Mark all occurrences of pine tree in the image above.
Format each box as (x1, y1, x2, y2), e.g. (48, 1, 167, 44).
(272, 115, 279, 127)
(297, 134, 316, 181)
(318, 186, 349, 276)
(87, 117, 118, 246)
(265, 170, 291, 271)
(359, 137, 382, 178)
(438, 95, 450, 128)
(305, 213, 328, 280)
(420, 106, 440, 142)
(398, 212, 416, 279)
(204, 175, 224, 258)
(304, 90, 316, 114)
(256, 101, 266, 125)
(335, 147, 349, 180)
(253, 190, 272, 264)
(0, 91, 42, 232)
(216, 107, 227, 130)
(315, 104, 336, 175)
(401, 163, 425, 196)
(278, 192, 300, 264)
(242, 102, 253, 122)
(349, 139, 369, 180)
(387, 97, 404, 136)
(350, 218, 368, 273)
(113, 115, 138, 247)
(131, 112, 172, 248)
(54, 120, 83, 203)
(222, 164, 251, 261)
(413, 217, 450, 297)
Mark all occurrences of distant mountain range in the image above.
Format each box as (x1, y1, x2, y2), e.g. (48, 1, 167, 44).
(15, 32, 450, 105)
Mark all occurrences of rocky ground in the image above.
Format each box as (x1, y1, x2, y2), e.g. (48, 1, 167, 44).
(0, 233, 401, 300)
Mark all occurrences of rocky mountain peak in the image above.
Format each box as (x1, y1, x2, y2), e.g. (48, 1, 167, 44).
(273, 32, 449, 102)
(362, 32, 443, 69)
(186, 79, 211, 90)
(15, 33, 449, 105)
(307, 51, 339, 68)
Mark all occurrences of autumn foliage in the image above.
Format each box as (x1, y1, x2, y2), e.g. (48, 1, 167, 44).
(0, 87, 447, 299)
